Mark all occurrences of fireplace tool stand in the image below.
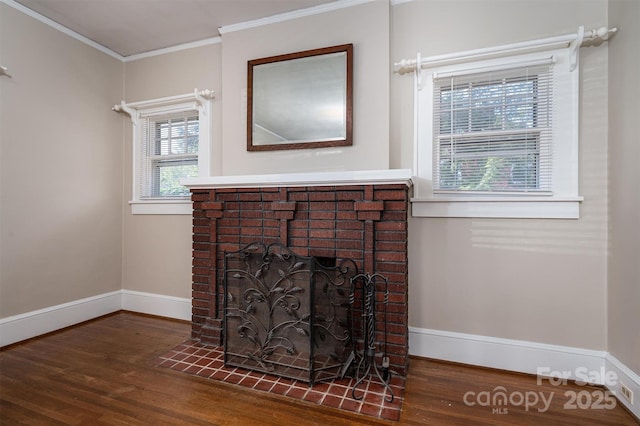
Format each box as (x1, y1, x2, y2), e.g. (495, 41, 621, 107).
(350, 272, 394, 403)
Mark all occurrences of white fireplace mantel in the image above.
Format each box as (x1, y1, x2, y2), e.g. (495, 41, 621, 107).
(181, 169, 413, 190)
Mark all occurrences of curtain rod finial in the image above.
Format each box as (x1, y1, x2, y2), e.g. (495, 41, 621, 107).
(0, 66, 11, 78)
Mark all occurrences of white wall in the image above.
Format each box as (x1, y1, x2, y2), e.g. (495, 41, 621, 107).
(121, 44, 222, 298)
(0, 3, 123, 317)
(219, 0, 390, 175)
(118, 1, 391, 301)
(392, 0, 609, 349)
(608, 0, 640, 376)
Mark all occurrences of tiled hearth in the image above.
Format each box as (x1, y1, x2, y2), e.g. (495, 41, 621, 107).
(155, 340, 405, 421)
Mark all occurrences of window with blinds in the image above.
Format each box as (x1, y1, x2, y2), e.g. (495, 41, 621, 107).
(411, 45, 580, 218)
(432, 63, 552, 194)
(140, 111, 199, 198)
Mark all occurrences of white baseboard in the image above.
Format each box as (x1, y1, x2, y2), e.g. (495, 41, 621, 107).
(408, 326, 607, 381)
(0, 291, 122, 347)
(605, 354, 640, 419)
(121, 290, 191, 321)
(409, 326, 639, 420)
(0, 290, 191, 347)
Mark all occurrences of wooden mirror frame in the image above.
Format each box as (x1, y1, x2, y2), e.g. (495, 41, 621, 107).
(247, 44, 353, 152)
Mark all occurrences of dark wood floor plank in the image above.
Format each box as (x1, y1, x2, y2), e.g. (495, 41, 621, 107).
(1, 312, 637, 425)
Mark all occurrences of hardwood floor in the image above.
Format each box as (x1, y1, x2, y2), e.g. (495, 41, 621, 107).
(1, 312, 637, 425)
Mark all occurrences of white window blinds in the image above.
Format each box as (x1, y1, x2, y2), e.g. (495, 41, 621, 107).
(140, 111, 199, 198)
(432, 62, 553, 194)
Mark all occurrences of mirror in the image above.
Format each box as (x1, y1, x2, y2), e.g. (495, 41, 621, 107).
(247, 44, 353, 151)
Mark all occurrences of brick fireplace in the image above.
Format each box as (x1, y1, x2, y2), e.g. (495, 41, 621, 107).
(184, 170, 412, 377)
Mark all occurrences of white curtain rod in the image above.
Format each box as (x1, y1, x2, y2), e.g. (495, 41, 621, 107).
(394, 26, 617, 75)
(112, 89, 215, 115)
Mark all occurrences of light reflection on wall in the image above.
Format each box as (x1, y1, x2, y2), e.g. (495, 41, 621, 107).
(471, 48, 608, 257)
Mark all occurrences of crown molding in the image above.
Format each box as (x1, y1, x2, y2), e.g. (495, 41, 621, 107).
(123, 37, 222, 62)
(218, 0, 374, 35)
(4, 0, 381, 62)
(1, 0, 124, 61)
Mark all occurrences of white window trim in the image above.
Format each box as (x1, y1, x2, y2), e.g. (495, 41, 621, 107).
(114, 89, 214, 215)
(409, 47, 582, 219)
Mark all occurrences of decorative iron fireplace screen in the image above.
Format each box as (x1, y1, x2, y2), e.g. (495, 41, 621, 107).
(223, 242, 357, 385)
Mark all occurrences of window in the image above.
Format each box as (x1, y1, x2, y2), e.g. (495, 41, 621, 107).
(412, 50, 582, 219)
(141, 112, 199, 198)
(116, 89, 214, 214)
(433, 62, 552, 194)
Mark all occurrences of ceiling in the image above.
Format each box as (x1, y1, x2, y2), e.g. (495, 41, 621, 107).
(14, 0, 338, 57)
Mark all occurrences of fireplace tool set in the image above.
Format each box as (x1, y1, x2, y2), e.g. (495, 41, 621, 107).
(347, 272, 395, 403)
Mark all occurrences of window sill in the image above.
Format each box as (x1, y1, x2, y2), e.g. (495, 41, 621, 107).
(129, 199, 192, 215)
(410, 196, 583, 219)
